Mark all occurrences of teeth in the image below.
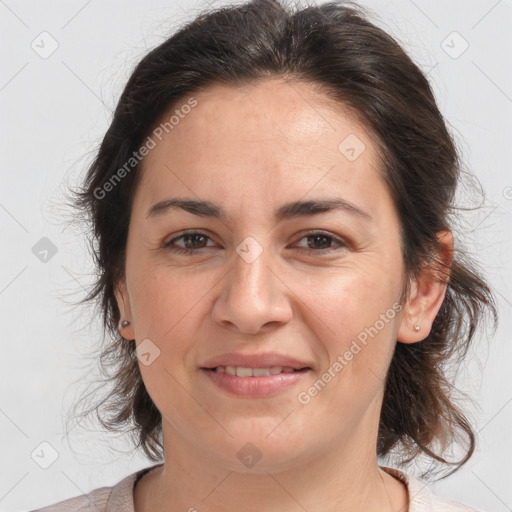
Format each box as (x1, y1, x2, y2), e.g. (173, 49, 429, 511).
(214, 366, 300, 376)
(236, 367, 253, 377)
(253, 368, 270, 376)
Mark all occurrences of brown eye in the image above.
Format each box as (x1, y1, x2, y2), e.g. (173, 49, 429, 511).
(162, 230, 347, 256)
(163, 231, 214, 254)
(294, 231, 347, 254)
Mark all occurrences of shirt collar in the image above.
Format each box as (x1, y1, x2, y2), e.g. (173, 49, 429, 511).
(105, 463, 433, 512)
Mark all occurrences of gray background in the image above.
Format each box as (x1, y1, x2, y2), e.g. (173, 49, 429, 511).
(1, 0, 511, 510)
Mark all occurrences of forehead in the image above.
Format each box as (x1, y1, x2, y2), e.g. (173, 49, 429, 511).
(135, 78, 388, 221)
(156, 78, 373, 152)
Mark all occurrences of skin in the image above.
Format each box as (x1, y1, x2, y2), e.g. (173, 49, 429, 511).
(115, 78, 453, 512)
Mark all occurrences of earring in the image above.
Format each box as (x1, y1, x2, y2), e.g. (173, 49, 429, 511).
(414, 325, 420, 332)
(119, 320, 130, 330)
(118, 320, 134, 341)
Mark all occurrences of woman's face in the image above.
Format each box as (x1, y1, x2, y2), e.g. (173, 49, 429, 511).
(116, 78, 413, 471)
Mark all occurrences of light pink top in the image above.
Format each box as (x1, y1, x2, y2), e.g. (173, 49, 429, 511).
(30, 464, 482, 511)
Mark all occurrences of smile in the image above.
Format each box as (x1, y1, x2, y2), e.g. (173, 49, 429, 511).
(210, 365, 303, 376)
(201, 367, 310, 397)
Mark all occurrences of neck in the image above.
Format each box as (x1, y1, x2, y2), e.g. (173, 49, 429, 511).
(135, 427, 408, 512)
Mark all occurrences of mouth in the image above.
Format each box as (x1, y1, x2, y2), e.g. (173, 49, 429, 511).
(199, 352, 313, 396)
(202, 365, 311, 377)
(200, 365, 311, 397)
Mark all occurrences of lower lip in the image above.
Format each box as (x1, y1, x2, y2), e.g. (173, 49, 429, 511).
(200, 368, 310, 397)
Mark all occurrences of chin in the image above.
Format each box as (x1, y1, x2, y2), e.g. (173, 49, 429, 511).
(205, 428, 312, 474)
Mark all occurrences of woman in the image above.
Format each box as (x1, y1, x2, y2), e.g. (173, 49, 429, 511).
(33, 0, 497, 510)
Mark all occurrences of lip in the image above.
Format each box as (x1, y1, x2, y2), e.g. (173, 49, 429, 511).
(199, 352, 313, 398)
(200, 352, 313, 371)
(200, 367, 311, 397)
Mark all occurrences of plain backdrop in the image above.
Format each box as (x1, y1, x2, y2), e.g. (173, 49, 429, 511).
(1, 0, 511, 510)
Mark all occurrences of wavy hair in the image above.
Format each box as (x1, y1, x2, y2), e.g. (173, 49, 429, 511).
(67, 0, 498, 478)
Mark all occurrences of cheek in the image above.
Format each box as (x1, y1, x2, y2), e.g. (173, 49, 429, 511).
(127, 260, 227, 383)
(130, 266, 207, 339)
(129, 268, 209, 405)
(302, 260, 398, 329)
(296, 262, 401, 379)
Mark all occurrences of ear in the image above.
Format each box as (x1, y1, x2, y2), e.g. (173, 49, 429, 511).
(397, 230, 454, 344)
(114, 277, 135, 340)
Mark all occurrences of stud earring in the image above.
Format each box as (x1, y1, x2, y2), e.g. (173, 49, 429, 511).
(414, 325, 420, 332)
(119, 320, 130, 330)
(118, 320, 134, 341)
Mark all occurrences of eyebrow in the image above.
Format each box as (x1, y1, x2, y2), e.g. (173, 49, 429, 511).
(146, 197, 372, 223)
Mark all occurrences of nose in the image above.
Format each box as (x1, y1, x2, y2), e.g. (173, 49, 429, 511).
(211, 240, 293, 334)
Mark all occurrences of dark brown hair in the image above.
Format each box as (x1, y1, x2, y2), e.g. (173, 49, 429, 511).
(67, 0, 497, 478)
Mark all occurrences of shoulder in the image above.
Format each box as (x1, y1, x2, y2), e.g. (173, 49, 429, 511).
(380, 466, 484, 512)
(28, 465, 158, 512)
(28, 484, 114, 512)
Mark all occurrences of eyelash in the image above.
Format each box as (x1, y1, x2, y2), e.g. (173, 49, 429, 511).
(163, 230, 347, 256)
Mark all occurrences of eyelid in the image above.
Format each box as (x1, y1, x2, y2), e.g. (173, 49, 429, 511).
(294, 230, 347, 251)
(164, 229, 218, 247)
(163, 229, 348, 254)
(297, 229, 346, 243)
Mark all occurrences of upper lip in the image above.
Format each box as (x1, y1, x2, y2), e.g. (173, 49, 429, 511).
(200, 352, 312, 370)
